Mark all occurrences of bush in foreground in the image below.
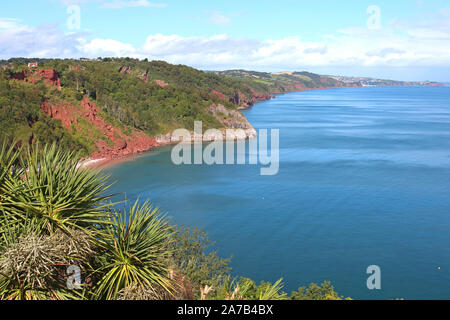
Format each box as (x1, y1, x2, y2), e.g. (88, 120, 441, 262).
(0, 141, 349, 300)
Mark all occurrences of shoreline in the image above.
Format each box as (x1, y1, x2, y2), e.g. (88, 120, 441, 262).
(80, 86, 347, 168)
(81, 127, 258, 169)
(80, 84, 443, 169)
(80, 85, 366, 169)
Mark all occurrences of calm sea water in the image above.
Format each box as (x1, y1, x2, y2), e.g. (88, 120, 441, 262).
(104, 87, 450, 299)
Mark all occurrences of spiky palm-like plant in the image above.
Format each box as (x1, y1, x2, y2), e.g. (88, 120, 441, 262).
(92, 200, 173, 300)
(2, 143, 112, 235)
(0, 142, 111, 300)
(0, 141, 23, 235)
(213, 277, 287, 300)
(0, 141, 21, 190)
(258, 278, 287, 300)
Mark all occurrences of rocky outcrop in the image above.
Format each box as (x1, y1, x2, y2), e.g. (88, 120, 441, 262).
(210, 103, 257, 131)
(229, 92, 241, 105)
(155, 103, 257, 145)
(219, 90, 272, 110)
(143, 68, 150, 82)
(11, 69, 61, 88)
(118, 66, 131, 74)
(40, 100, 79, 130)
(156, 126, 257, 145)
(228, 91, 272, 110)
(38, 69, 61, 87)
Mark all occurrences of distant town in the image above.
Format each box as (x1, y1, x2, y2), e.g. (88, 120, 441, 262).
(328, 75, 445, 87)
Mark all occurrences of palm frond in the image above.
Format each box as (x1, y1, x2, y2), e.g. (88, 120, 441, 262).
(2, 143, 113, 235)
(258, 278, 287, 300)
(93, 200, 174, 300)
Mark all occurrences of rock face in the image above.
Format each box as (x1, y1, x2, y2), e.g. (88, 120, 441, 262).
(143, 69, 150, 82)
(38, 69, 61, 87)
(118, 66, 132, 74)
(40, 100, 79, 130)
(209, 104, 255, 130)
(11, 69, 61, 88)
(227, 91, 271, 109)
(81, 98, 160, 159)
(40, 97, 160, 160)
(155, 103, 257, 145)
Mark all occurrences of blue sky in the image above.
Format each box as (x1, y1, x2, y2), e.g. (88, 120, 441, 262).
(1, 0, 449, 81)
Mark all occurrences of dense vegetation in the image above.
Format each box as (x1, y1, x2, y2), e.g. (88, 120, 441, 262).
(0, 58, 349, 157)
(213, 69, 346, 92)
(0, 141, 349, 300)
(0, 59, 353, 299)
(0, 70, 88, 154)
(1, 58, 254, 142)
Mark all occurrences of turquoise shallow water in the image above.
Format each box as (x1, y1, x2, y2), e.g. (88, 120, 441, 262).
(104, 87, 450, 299)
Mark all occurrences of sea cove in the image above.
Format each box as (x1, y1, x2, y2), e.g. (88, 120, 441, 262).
(104, 86, 450, 300)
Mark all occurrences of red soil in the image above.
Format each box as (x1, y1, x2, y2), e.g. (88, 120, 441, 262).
(11, 69, 61, 88)
(40, 97, 160, 160)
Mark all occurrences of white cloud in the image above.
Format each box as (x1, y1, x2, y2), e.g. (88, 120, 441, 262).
(78, 38, 136, 56)
(0, 8, 449, 80)
(0, 23, 83, 58)
(0, 18, 21, 29)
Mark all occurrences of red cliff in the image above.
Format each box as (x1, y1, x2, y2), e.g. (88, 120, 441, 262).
(40, 97, 160, 160)
(118, 66, 132, 74)
(11, 69, 61, 88)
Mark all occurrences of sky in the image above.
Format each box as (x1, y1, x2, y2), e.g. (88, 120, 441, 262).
(1, 0, 449, 81)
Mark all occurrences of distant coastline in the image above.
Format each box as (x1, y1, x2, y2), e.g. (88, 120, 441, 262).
(1, 58, 444, 169)
(82, 84, 447, 169)
(81, 85, 359, 168)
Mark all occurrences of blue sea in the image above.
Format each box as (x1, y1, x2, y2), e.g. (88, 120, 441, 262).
(104, 87, 450, 299)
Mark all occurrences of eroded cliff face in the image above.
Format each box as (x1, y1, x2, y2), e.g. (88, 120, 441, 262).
(211, 90, 271, 110)
(11, 69, 61, 88)
(40, 97, 160, 160)
(209, 104, 255, 130)
(40, 100, 79, 130)
(156, 103, 257, 145)
(118, 66, 132, 74)
(10, 62, 363, 162)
